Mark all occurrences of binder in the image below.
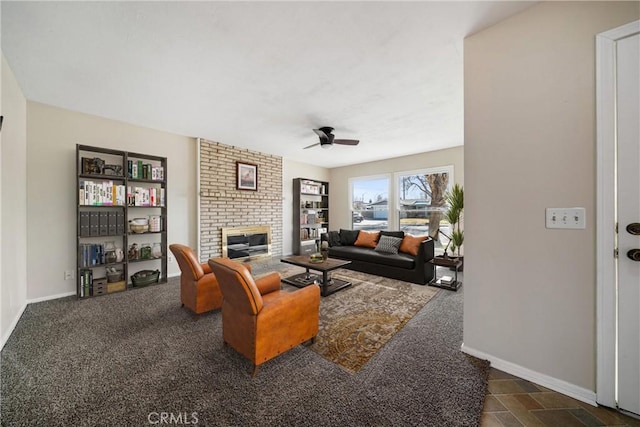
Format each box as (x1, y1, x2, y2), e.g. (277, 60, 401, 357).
(89, 212, 100, 236)
(79, 212, 90, 237)
(116, 211, 125, 235)
(108, 211, 117, 235)
(99, 212, 109, 236)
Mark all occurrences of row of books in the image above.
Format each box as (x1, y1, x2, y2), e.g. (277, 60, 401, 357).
(79, 180, 165, 207)
(301, 211, 316, 225)
(128, 160, 164, 181)
(80, 181, 126, 206)
(79, 269, 95, 298)
(300, 180, 325, 195)
(130, 187, 165, 207)
(300, 227, 326, 240)
(79, 244, 110, 267)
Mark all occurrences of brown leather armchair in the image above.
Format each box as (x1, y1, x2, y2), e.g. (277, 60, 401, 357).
(169, 244, 251, 315)
(208, 257, 320, 376)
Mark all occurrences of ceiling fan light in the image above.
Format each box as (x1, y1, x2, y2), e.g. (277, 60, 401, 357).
(321, 143, 332, 149)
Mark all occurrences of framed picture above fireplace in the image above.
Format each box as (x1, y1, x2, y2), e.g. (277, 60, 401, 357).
(236, 161, 257, 191)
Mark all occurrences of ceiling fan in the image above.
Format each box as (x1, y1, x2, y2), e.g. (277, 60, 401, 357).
(304, 127, 360, 150)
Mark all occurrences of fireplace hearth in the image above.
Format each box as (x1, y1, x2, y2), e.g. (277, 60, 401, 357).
(221, 225, 272, 261)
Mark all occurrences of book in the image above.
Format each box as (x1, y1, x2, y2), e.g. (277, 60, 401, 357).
(440, 275, 454, 285)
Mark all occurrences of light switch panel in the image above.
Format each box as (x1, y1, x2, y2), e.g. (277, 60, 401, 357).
(545, 207, 586, 229)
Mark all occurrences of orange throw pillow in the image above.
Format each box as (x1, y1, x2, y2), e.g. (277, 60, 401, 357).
(399, 234, 429, 256)
(354, 230, 380, 248)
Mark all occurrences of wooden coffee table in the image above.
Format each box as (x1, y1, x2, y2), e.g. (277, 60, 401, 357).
(280, 255, 352, 297)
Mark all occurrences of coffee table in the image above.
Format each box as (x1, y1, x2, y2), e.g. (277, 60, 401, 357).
(280, 255, 352, 297)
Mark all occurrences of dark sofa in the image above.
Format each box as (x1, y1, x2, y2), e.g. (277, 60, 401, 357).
(321, 229, 435, 285)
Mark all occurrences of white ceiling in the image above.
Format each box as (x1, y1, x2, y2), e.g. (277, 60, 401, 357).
(2, 1, 535, 168)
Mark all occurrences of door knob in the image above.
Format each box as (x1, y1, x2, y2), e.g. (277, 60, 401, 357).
(627, 249, 640, 261)
(627, 223, 640, 235)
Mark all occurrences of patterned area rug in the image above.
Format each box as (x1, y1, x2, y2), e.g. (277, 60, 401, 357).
(281, 267, 440, 373)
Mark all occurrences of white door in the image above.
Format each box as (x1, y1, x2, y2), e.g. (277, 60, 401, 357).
(617, 31, 640, 417)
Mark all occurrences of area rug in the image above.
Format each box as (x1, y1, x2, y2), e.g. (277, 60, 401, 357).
(281, 267, 440, 373)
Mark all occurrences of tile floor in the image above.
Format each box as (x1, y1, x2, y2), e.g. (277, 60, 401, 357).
(481, 368, 640, 427)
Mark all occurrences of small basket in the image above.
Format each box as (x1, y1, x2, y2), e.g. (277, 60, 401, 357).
(106, 271, 123, 283)
(131, 270, 160, 287)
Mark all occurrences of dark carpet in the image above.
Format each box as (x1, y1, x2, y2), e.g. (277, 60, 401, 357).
(0, 264, 488, 426)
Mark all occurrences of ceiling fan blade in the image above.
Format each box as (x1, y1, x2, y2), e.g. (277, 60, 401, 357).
(303, 142, 321, 149)
(312, 128, 327, 138)
(333, 139, 360, 146)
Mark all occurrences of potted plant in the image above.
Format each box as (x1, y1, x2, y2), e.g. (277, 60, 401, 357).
(443, 184, 464, 270)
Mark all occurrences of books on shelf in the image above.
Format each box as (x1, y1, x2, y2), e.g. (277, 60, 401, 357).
(300, 227, 322, 240)
(79, 180, 127, 206)
(126, 186, 165, 207)
(127, 160, 164, 181)
(300, 180, 321, 194)
(439, 275, 455, 285)
(79, 243, 106, 267)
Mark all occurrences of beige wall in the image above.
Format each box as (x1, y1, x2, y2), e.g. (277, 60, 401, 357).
(1, 54, 28, 347)
(463, 1, 639, 395)
(282, 159, 330, 255)
(329, 146, 463, 231)
(26, 102, 198, 300)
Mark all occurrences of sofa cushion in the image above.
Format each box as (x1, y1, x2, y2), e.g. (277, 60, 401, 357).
(399, 234, 429, 256)
(329, 246, 415, 269)
(339, 229, 360, 246)
(374, 235, 403, 254)
(326, 231, 342, 247)
(380, 230, 405, 239)
(354, 230, 380, 248)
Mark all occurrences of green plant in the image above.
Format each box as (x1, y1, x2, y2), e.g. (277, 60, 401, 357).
(443, 184, 464, 257)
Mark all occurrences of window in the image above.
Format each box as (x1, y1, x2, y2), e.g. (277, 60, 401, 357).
(350, 176, 390, 231)
(396, 166, 453, 243)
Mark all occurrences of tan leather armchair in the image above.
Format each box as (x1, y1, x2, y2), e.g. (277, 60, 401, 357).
(208, 257, 320, 376)
(169, 244, 251, 315)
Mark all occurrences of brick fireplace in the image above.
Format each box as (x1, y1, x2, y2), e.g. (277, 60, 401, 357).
(198, 139, 283, 262)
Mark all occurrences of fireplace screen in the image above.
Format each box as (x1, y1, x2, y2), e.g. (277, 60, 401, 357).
(222, 225, 271, 261)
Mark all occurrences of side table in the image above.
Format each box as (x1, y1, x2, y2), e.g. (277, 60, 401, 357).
(428, 256, 462, 291)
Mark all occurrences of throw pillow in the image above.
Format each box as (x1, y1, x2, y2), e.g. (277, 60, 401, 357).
(354, 230, 380, 248)
(326, 231, 342, 247)
(380, 230, 405, 239)
(399, 234, 429, 256)
(339, 229, 360, 246)
(374, 235, 403, 254)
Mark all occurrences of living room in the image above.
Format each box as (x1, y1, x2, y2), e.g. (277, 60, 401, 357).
(2, 2, 639, 426)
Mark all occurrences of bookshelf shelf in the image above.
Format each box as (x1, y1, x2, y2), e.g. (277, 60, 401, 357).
(293, 178, 329, 255)
(76, 144, 167, 299)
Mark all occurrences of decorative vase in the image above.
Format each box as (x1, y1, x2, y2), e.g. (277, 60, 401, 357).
(115, 248, 124, 262)
(104, 241, 117, 264)
(151, 243, 162, 258)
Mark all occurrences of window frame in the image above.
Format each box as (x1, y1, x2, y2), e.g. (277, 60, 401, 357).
(348, 174, 392, 230)
(394, 165, 454, 233)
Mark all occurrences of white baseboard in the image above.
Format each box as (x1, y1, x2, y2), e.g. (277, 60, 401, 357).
(27, 291, 76, 304)
(1, 302, 28, 351)
(167, 272, 180, 279)
(461, 343, 597, 406)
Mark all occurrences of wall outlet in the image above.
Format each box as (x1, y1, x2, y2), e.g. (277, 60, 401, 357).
(64, 270, 75, 280)
(545, 207, 586, 229)
(168, 254, 174, 263)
